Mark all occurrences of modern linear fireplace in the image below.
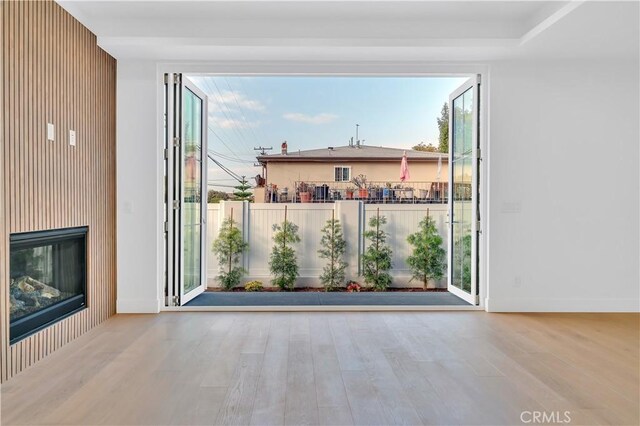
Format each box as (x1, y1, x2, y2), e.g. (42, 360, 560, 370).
(9, 227, 87, 343)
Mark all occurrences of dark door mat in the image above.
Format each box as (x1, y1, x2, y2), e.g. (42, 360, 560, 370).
(185, 291, 471, 306)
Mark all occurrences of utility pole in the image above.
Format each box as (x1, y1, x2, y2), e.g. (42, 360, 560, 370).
(253, 146, 273, 156)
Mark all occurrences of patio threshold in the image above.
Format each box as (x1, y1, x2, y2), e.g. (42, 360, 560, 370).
(184, 291, 470, 307)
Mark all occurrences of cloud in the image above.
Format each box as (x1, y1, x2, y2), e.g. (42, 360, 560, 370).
(214, 116, 261, 130)
(282, 112, 338, 125)
(210, 90, 266, 113)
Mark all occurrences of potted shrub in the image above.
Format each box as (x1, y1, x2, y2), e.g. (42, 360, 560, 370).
(406, 210, 446, 289)
(345, 187, 354, 200)
(351, 174, 369, 198)
(362, 208, 393, 291)
(212, 213, 249, 290)
(299, 192, 312, 203)
(298, 181, 311, 203)
(269, 206, 301, 291)
(318, 212, 348, 291)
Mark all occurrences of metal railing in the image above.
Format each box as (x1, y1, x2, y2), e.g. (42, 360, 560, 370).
(265, 181, 449, 204)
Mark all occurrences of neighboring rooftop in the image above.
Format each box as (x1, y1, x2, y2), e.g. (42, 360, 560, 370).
(257, 145, 447, 163)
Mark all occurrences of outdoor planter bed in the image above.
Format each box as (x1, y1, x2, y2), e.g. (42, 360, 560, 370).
(207, 287, 449, 293)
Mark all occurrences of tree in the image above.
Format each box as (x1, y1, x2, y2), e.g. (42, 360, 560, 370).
(406, 211, 446, 289)
(437, 102, 449, 153)
(412, 142, 439, 152)
(208, 190, 230, 203)
(212, 214, 249, 290)
(234, 176, 252, 201)
(269, 207, 301, 291)
(318, 213, 348, 291)
(362, 210, 393, 291)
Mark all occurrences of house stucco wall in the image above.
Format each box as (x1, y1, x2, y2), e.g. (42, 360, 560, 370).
(264, 160, 449, 194)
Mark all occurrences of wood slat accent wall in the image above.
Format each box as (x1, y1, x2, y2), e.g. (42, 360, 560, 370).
(0, 0, 116, 382)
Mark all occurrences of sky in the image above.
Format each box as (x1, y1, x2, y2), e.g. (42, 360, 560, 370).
(188, 76, 467, 191)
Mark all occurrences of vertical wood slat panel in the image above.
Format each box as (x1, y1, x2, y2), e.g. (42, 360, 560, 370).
(0, 0, 116, 382)
(0, 0, 6, 383)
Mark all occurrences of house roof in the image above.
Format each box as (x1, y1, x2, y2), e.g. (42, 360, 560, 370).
(257, 145, 447, 163)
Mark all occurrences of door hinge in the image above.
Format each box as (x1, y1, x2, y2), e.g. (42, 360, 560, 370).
(477, 147, 481, 160)
(164, 148, 169, 159)
(163, 74, 169, 85)
(173, 200, 180, 210)
(164, 221, 169, 233)
(477, 220, 482, 234)
(173, 295, 180, 306)
(173, 74, 181, 85)
(475, 295, 480, 305)
(476, 74, 482, 84)
(173, 137, 180, 148)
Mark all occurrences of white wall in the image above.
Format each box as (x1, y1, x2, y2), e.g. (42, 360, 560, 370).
(116, 61, 164, 313)
(485, 58, 639, 311)
(115, 56, 639, 313)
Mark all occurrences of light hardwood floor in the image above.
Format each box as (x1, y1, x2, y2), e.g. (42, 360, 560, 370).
(0, 312, 638, 425)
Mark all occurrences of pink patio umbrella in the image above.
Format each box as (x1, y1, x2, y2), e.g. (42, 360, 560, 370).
(400, 151, 410, 182)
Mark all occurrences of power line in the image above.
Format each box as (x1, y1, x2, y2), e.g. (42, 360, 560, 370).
(199, 78, 239, 148)
(210, 78, 253, 152)
(224, 77, 263, 147)
(207, 152, 242, 182)
(208, 149, 255, 164)
(197, 144, 244, 182)
(237, 77, 271, 145)
(207, 125, 245, 160)
(207, 183, 248, 189)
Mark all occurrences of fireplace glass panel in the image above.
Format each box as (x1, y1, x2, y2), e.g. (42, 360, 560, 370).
(9, 227, 87, 342)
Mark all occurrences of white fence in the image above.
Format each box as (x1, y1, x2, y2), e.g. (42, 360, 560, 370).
(206, 201, 448, 288)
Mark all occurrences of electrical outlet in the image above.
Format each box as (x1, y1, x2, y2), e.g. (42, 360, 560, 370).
(69, 130, 76, 146)
(47, 123, 55, 141)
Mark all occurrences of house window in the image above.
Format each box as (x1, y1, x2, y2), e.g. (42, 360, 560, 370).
(334, 166, 351, 182)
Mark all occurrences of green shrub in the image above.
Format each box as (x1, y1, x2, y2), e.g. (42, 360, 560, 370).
(318, 216, 348, 291)
(244, 281, 264, 292)
(269, 214, 301, 291)
(362, 211, 393, 291)
(212, 216, 249, 290)
(407, 212, 446, 289)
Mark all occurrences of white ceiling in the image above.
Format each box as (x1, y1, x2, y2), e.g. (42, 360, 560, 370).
(57, 1, 639, 62)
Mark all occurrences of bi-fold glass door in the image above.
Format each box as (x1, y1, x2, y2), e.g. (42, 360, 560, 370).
(448, 77, 480, 305)
(165, 73, 208, 306)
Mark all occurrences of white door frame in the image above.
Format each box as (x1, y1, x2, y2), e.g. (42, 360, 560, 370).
(164, 73, 208, 306)
(447, 76, 481, 305)
(179, 77, 208, 305)
(157, 63, 489, 311)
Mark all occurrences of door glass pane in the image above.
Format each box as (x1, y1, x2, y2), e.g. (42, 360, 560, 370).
(183, 88, 203, 294)
(451, 87, 473, 293)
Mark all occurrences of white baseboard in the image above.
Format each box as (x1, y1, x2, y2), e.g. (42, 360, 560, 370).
(116, 298, 162, 313)
(485, 297, 640, 313)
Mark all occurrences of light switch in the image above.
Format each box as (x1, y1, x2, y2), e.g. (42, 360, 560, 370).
(47, 123, 54, 141)
(69, 130, 76, 146)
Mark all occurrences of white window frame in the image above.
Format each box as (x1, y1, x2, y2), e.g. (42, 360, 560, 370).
(334, 165, 351, 182)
